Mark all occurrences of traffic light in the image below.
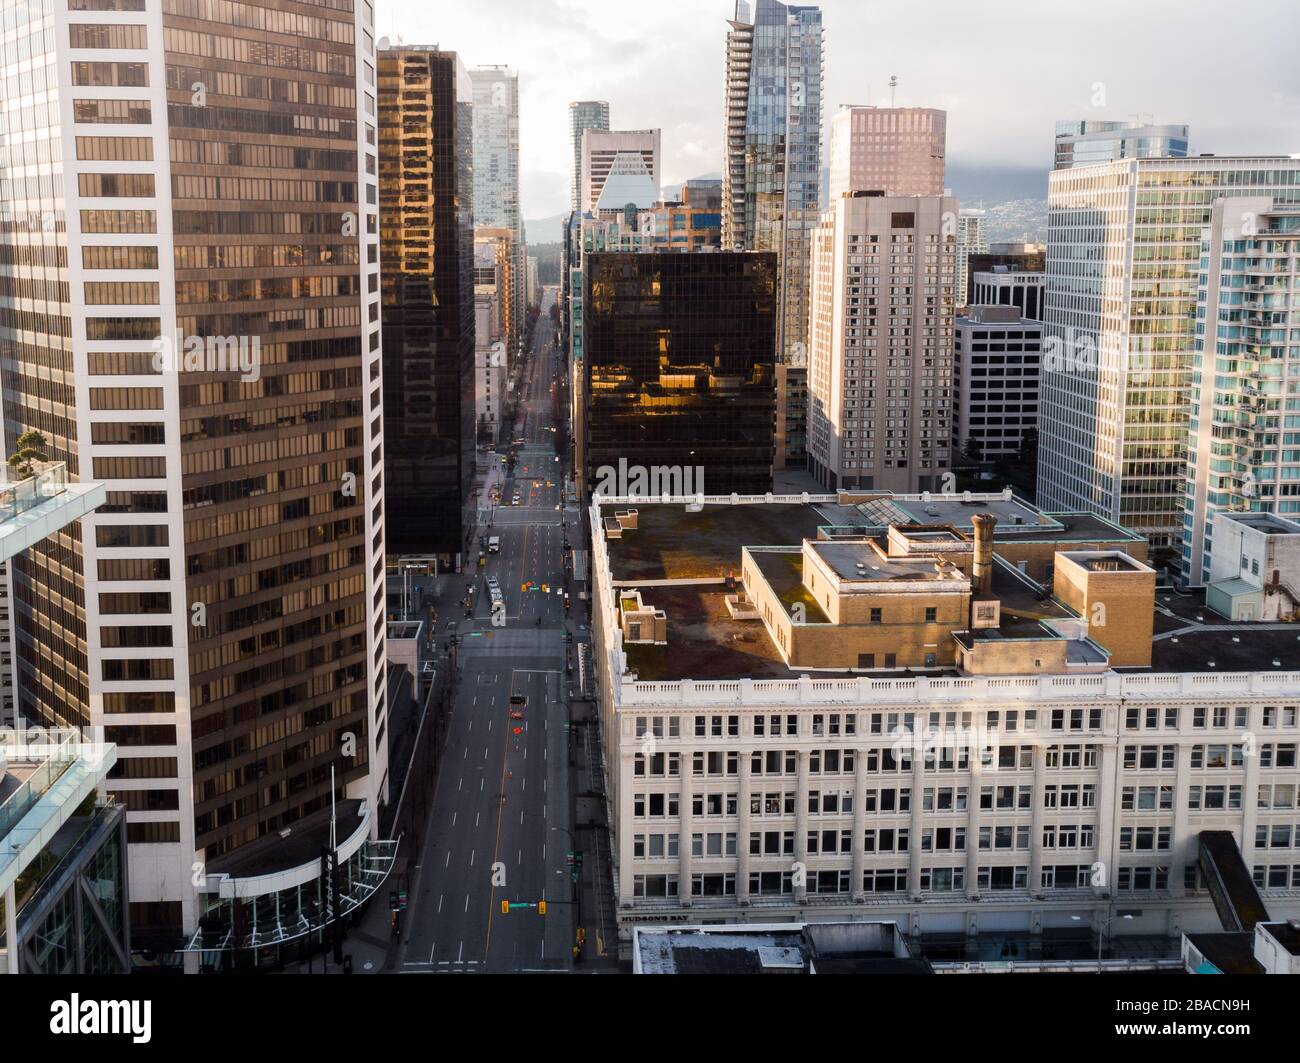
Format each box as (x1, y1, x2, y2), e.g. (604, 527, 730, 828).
(500, 900, 509, 914)
(538, 900, 547, 916)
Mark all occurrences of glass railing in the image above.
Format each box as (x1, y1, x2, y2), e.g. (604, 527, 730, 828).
(0, 462, 68, 524)
(0, 728, 78, 840)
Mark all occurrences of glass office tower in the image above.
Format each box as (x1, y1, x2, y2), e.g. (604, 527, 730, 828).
(724, 0, 822, 470)
(582, 252, 777, 496)
(569, 100, 610, 211)
(1038, 157, 1300, 562)
(1053, 120, 1189, 170)
(378, 46, 475, 560)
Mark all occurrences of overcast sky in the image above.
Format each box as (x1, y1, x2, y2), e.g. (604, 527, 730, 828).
(384, 0, 1300, 220)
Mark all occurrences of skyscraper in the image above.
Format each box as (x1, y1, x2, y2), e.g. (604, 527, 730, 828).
(724, 0, 823, 470)
(582, 252, 778, 497)
(1037, 156, 1300, 558)
(807, 192, 958, 492)
(580, 129, 661, 215)
(828, 105, 947, 200)
(0, 0, 390, 963)
(378, 46, 476, 560)
(470, 67, 526, 362)
(569, 101, 610, 211)
(954, 208, 988, 311)
(1053, 120, 1190, 170)
(1183, 197, 1300, 584)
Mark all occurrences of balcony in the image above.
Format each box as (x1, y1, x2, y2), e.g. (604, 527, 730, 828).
(0, 463, 105, 564)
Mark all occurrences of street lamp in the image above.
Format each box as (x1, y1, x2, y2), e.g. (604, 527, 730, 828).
(1071, 906, 1134, 971)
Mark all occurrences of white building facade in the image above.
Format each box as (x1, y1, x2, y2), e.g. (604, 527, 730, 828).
(807, 193, 958, 492)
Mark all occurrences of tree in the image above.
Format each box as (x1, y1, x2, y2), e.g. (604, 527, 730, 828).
(6, 430, 48, 480)
(961, 436, 984, 466)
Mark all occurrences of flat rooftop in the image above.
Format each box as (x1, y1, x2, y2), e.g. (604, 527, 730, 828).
(598, 497, 1299, 683)
(634, 923, 929, 975)
(1221, 512, 1300, 535)
(607, 502, 853, 582)
(809, 540, 955, 583)
(1143, 626, 1300, 673)
(622, 585, 817, 681)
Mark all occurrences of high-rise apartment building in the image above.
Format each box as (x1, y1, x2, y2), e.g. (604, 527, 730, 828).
(1054, 120, 1190, 170)
(475, 227, 521, 365)
(569, 100, 610, 211)
(470, 66, 525, 362)
(828, 106, 946, 200)
(1037, 157, 1300, 556)
(474, 234, 508, 446)
(580, 128, 661, 215)
(379, 46, 475, 561)
(724, 0, 823, 469)
(807, 193, 958, 492)
(954, 208, 987, 311)
(0, 0, 392, 966)
(581, 252, 777, 497)
(1183, 198, 1300, 584)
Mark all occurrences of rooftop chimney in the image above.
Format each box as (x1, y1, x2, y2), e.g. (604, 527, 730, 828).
(971, 513, 997, 599)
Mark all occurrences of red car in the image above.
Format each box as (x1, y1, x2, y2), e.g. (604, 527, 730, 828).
(510, 710, 524, 720)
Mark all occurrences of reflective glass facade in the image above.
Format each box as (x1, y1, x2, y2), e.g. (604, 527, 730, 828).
(723, 0, 821, 360)
(0, 0, 88, 728)
(2, 0, 388, 953)
(378, 47, 475, 558)
(1039, 158, 1300, 555)
(583, 252, 777, 496)
(1053, 120, 1190, 170)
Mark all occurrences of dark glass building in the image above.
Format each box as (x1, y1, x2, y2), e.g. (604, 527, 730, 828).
(378, 46, 475, 560)
(582, 252, 777, 497)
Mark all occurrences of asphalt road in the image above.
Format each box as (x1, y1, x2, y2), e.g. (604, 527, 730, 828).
(400, 288, 586, 973)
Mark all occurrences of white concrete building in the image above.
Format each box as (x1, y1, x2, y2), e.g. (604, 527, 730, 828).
(590, 493, 1300, 958)
(580, 129, 661, 216)
(1183, 198, 1300, 584)
(807, 192, 958, 492)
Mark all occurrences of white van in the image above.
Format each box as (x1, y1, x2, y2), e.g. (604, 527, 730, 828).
(488, 536, 500, 553)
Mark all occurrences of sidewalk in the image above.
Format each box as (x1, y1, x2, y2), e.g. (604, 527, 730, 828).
(568, 695, 623, 972)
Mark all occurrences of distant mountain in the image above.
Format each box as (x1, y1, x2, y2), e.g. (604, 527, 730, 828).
(944, 162, 1049, 206)
(524, 213, 567, 246)
(527, 163, 1050, 246)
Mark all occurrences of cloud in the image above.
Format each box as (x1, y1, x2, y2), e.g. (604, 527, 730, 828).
(398, 0, 1300, 219)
